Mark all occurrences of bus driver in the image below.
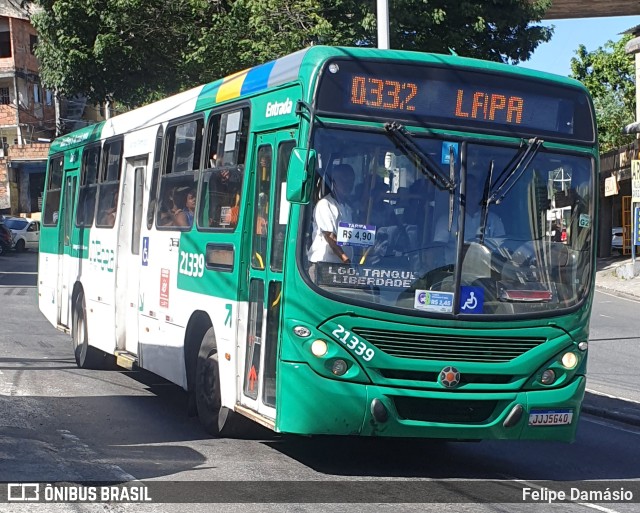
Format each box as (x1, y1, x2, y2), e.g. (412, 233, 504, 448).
(307, 164, 355, 266)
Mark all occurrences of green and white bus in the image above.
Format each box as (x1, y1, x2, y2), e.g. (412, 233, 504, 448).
(38, 46, 598, 441)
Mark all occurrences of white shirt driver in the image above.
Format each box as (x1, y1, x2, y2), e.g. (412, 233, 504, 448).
(308, 195, 353, 263)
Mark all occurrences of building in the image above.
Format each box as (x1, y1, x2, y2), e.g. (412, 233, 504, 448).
(598, 24, 640, 257)
(599, 140, 639, 256)
(0, 1, 54, 216)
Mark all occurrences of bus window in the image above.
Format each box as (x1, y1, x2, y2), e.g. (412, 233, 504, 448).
(252, 146, 271, 269)
(96, 139, 123, 228)
(43, 155, 64, 226)
(270, 141, 294, 272)
(198, 108, 249, 230)
(76, 144, 100, 227)
(156, 118, 202, 229)
(146, 127, 163, 230)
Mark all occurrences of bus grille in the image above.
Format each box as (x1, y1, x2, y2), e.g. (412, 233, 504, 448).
(393, 397, 497, 423)
(353, 328, 545, 362)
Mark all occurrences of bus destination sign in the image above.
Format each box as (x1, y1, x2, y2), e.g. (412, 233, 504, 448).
(350, 73, 527, 125)
(317, 59, 595, 142)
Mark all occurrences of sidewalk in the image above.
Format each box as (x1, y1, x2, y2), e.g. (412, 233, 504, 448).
(594, 255, 640, 300)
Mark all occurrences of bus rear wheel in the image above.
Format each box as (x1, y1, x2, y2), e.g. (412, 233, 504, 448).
(72, 292, 106, 369)
(195, 328, 254, 437)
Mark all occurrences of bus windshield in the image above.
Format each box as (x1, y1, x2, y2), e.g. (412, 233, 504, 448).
(302, 126, 594, 316)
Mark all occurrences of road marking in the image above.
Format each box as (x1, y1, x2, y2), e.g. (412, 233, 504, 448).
(58, 429, 138, 482)
(598, 314, 613, 318)
(595, 290, 640, 304)
(586, 388, 640, 405)
(0, 271, 38, 275)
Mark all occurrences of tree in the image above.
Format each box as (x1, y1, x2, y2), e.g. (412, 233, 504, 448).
(31, 0, 200, 109)
(570, 35, 636, 153)
(31, 0, 554, 112)
(189, 0, 554, 82)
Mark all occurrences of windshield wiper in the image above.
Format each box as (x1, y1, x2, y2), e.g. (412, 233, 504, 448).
(486, 137, 543, 206)
(478, 159, 494, 244)
(384, 122, 455, 191)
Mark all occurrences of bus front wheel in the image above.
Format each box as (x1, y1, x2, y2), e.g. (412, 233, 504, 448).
(195, 328, 252, 437)
(72, 292, 106, 369)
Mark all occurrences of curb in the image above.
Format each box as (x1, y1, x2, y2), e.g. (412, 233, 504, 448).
(581, 392, 640, 427)
(594, 283, 640, 301)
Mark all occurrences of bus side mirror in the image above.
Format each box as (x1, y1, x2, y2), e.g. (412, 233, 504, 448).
(286, 147, 315, 204)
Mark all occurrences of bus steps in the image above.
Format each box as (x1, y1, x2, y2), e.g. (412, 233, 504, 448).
(114, 351, 138, 370)
(56, 324, 71, 335)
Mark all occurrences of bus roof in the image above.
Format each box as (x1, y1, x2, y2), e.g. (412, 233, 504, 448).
(49, 46, 589, 154)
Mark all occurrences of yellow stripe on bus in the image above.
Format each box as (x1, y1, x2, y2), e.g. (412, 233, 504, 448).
(216, 69, 249, 103)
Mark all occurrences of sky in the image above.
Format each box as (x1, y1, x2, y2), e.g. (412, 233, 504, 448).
(519, 15, 640, 77)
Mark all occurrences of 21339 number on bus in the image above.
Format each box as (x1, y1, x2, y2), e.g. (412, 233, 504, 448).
(528, 409, 573, 426)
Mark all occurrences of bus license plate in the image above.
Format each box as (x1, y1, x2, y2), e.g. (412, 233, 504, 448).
(528, 409, 573, 426)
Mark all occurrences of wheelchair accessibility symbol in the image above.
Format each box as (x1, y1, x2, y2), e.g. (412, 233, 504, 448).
(460, 286, 483, 313)
(142, 237, 149, 266)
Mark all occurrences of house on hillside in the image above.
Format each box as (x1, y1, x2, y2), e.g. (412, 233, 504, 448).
(0, 2, 104, 217)
(0, 1, 54, 215)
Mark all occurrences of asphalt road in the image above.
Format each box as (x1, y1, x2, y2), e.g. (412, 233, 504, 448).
(589, 289, 640, 403)
(1, 250, 640, 512)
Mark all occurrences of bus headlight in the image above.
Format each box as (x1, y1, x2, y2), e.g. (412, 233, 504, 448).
(578, 341, 588, 351)
(310, 339, 328, 357)
(540, 369, 556, 385)
(561, 352, 578, 369)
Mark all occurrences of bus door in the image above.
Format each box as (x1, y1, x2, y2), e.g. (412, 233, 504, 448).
(241, 132, 295, 418)
(57, 171, 78, 328)
(114, 156, 147, 355)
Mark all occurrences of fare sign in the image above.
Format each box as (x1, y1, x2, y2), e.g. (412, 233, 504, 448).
(337, 222, 376, 247)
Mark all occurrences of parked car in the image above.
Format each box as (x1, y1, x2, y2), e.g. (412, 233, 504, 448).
(612, 226, 624, 254)
(3, 217, 40, 251)
(0, 219, 13, 256)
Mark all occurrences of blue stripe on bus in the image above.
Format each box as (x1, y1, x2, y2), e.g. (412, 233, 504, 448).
(195, 47, 310, 109)
(241, 62, 276, 96)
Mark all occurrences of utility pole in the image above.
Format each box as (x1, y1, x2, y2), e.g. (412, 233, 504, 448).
(54, 91, 61, 137)
(377, 0, 390, 49)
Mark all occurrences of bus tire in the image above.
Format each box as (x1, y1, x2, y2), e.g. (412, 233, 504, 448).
(195, 328, 253, 437)
(72, 292, 105, 369)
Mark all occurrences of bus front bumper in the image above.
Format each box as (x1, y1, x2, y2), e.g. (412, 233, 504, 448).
(277, 362, 585, 442)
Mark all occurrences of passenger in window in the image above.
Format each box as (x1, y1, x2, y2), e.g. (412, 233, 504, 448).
(307, 164, 355, 267)
(175, 187, 196, 227)
(256, 192, 268, 235)
(158, 186, 179, 226)
(210, 168, 242, 228)
(100, 189, 119, 228)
